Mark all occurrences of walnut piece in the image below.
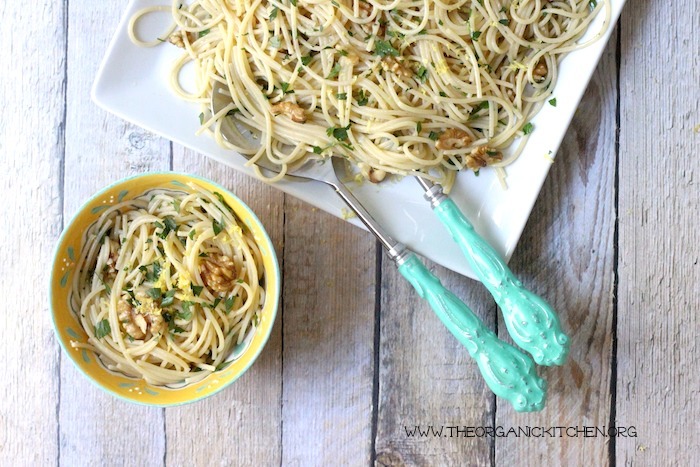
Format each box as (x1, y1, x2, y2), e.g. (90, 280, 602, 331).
(168, 30, 195, 48)
(359, 164, 387, 183)
(118, 298, 164, 340)
(533, 58, 548, 82)
(104, 239, 118, 281)
(465, 145, 503, 171)
(358, 1, 372, 16)
(368, 168, 387, 183)
(271, 102, 307, 123)
(381, 57, 411, 78)
(201, 254, 237, 294)
(436, 129, 473, 150)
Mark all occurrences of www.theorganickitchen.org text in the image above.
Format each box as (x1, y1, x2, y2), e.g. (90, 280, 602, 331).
(404, 425, 637, 438)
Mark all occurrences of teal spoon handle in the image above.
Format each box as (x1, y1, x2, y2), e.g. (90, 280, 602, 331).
(398, 253, 546, 412)
(327, 176, 545, 411)
(421, 182, 570, 366)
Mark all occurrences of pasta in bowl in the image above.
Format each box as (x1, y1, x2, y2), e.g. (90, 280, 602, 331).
(50, 172, 280, 406)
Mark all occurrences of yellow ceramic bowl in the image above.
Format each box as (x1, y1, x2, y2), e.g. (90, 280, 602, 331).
(50, 172, 280, 406)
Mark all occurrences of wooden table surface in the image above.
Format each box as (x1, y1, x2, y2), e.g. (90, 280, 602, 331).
(2, 1, 698, 465)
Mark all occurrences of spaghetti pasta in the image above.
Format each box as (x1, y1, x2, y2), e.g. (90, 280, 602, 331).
(130, 0, 609, 189)
(69, 183, 265, 386)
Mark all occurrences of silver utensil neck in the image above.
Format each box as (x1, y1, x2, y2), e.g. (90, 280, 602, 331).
(387, 243, 411, 266)
(416, 177, 447, 208)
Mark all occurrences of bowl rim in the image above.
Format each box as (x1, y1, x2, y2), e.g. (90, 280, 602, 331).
(49, 171, 281, 407)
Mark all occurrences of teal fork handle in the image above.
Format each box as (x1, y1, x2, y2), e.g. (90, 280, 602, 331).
(431, 197, 569, 366)
(398, 253, 546, 412)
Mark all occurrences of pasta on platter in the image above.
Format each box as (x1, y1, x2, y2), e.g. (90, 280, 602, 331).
(130, 0, 609, 189)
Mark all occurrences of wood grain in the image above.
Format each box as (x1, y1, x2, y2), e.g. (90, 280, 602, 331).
(616, 0, 700, 464)
(375, 260, 496, 466)
(0, 1, 66, 464)
(281, 198, 377, 465)
(58, 2, 168, 465)
(495, 29, 618, 466)
(3, 0, 700, 465)
(164, 150, 285, 466)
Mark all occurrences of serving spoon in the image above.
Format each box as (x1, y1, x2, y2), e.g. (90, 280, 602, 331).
(212, 82, 547, 412)
(415, 178, 570, 366)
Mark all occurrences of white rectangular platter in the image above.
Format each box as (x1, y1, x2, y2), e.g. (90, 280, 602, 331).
(93, 0, 624, 279)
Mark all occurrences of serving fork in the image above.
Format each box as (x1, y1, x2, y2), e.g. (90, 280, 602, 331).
(211, 82, 558, 411)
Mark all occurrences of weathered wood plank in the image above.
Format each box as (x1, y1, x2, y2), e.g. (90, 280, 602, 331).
(616, 0, 700, 464)
(4, 0, 699, 465)
(375, 260, 496, 466)
(58, 2, 168, 465)
(281, 197, 377, 465)
(494, 28, 618, 466)
(0, 1, 66, 464)
(164, 150, 284, 465)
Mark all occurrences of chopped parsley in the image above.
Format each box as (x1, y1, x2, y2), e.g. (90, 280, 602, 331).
(213, 192, 234, 213)
(336, 92, 347, 100)
(469, 100, 490, 120)
(225, 296, 235, 313)
(327, 124, 351, 141)
(192, 285, 204, 297)
(471, 31, 482, 40)
(428, 131, 440, 141)
(142, 262, 162, 283)
(163, 216, 177, 236)
(326, 63, 342, 79)
(279, 82, 294, 95)
(215, 361, 232, 371)
(198, 29, 210, 38)
(176, 310, 192, 321)
(161, 288, 177, 307)
(374, 40, 399, 57)
(179, 301, 193, 319)
(416, 65, 428, 82)
(147, 287, 162, 300)
(95, 319, 111, 339)
(522, 122, 534, 135)
(548, 97, 557, 107)
(356, 89, 369, 106)
(212, 218, 225, 236)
